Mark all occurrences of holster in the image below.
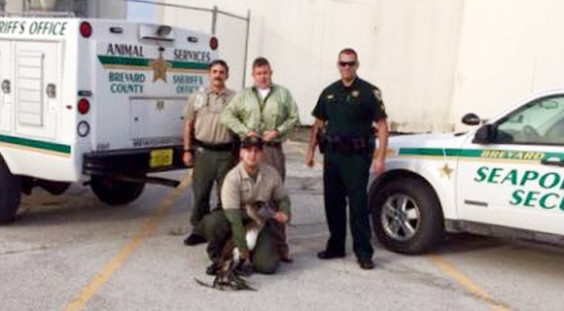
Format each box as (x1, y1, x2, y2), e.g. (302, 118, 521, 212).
(317, 130, 328, 154)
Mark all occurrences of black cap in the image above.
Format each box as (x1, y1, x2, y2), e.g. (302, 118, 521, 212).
(240, 136, 264, 149)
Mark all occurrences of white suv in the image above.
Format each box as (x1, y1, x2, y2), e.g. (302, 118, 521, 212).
(369, 89, 564, 254)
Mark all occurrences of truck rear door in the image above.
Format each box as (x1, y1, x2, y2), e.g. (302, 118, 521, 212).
(86, 21, 216, 174)
(13, 41, 60, 140)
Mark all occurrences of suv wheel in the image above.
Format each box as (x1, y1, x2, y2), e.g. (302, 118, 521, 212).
(370, 177, 444, 254)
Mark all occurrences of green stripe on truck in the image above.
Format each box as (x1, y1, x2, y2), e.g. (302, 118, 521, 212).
(0, 134, 71, 154)
(98, 55, 208, 70)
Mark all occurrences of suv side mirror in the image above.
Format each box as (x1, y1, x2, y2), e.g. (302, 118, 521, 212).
(472, 124, 494, 144)
(461, 113, 481, 126)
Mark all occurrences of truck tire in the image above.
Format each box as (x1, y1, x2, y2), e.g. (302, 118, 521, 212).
(90, 176, 145, 206)
(0, 156, 22, 223)
(370, 177, 444, 254)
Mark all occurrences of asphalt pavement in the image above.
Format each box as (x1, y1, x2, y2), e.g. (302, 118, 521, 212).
(0, 141, 563, 311)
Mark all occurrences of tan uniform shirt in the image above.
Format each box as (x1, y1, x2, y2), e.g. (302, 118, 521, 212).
(221, 162, 289, 212)
(184, 87, 236, 144)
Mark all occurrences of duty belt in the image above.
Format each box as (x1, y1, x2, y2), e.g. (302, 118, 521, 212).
(325, 135, 372, 154)
(193, 139, 234, 151)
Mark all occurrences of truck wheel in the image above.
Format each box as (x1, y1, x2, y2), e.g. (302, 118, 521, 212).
(370, 177, 444, 254)
(0, 156, 21, 223)
(90, 176, 145, 206)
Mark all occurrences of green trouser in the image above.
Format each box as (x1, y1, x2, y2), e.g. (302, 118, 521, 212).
(323, 150, 374, 261)
(262, 145, 289, 256)
(190, 148, 237, 228)
(197, 210, 280, 274)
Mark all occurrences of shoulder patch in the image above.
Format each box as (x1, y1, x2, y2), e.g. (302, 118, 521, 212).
(326, 94, 335, 100)
(373, 88, 383, 102)
(193, 92, 207, 109)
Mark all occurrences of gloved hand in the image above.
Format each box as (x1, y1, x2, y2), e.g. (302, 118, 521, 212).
(256, 203, 277, 220)
(240, 249, 250, 261)
(275, 211, 289, 224)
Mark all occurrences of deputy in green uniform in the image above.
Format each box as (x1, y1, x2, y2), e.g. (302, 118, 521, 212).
(305, 48, 389, 270)
(221, 57, 299, 262)
(182, 60, 238, 246)
(198, 136, 291, 274)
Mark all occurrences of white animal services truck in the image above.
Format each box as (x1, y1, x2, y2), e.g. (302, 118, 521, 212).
(0, 17, 218, 222)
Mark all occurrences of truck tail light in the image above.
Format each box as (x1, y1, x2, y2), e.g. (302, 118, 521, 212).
(78, 98, 90, 114)
(210, 37, 218, 50)
(80, 22, 92, 38)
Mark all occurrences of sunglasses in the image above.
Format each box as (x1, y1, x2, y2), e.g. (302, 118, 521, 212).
(339, 61, 357, 67)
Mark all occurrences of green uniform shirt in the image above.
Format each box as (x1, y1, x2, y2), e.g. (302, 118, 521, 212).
(221, 84, 299, 141)
(312, 78, 387, 137)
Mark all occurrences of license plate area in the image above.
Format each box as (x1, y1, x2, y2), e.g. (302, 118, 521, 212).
(150, 149, 173, 168)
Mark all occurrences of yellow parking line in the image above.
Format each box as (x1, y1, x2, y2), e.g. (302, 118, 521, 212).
(294, 141, 508, 308)
(63, 174, 192, 311)
(429, 255, 511, 311)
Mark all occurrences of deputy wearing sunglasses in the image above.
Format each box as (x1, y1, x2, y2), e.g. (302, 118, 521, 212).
(305, 48, 389, 270)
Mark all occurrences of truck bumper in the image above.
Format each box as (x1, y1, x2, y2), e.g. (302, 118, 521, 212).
(83, 146, 187, 177)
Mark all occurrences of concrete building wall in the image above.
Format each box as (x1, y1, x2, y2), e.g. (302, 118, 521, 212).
(3, 0, 125, 18)
(452, 0, 564, 130)
(5, 0, 23, 12)
(158, 0, 564, 132)
(89, 0, 126, 19)
(156, 0, 467, 130)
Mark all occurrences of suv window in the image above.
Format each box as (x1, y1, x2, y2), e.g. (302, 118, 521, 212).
(494, 95, 564, 145)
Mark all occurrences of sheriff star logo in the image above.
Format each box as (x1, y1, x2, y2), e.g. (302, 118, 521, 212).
(439, 163, 454, 179)
(351, 90, 360, 97)
(150, 50, 171, 83)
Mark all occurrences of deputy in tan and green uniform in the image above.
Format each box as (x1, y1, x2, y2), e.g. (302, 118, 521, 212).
(198, 136, 291, 274)
(221, 57, 299, 262)
(182, 60, 238, 246)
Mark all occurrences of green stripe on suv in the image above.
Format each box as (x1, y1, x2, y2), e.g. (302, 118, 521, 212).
(399, 147, 564, 161)
(0, 134, 71, 154)
(398, 148, 482, 157)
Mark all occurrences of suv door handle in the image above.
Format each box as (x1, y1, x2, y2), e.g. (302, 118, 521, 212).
(541, 158, 564, 167)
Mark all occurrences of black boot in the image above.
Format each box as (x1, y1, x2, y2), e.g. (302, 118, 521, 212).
(183, 233, 206, 246)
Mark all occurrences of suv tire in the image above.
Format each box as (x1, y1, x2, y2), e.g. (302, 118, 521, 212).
(370, 177, 444, 254)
